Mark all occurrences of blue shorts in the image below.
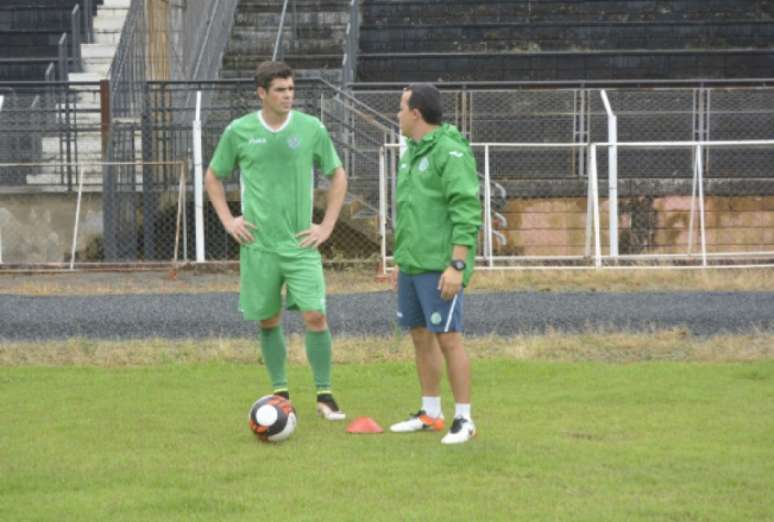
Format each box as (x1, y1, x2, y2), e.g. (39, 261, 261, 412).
(397, 271, 464, 333)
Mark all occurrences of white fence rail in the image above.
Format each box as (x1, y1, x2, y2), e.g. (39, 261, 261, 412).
(379, 140, 774, 271)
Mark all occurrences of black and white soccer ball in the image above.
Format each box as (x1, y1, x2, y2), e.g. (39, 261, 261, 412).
(248, 395, 297, 443)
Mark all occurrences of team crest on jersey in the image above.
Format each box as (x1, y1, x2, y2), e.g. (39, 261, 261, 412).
(418, 157, 429, 172)
(287, 136, 301, 150)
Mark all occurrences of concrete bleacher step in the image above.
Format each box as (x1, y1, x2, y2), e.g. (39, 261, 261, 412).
(40, 133, 141, 161)
(79, 43, 116, 76)
(69, 72, 104, 83)
(81, 43, 118, 60)
(92, 15, 127, 34)
(94, 31, 122, 45)
(103, 0, 131, 7)
(26, 170, 105, 186)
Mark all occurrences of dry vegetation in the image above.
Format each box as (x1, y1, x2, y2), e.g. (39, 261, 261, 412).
(2, 264, 774, 295)
(3, 328, 773, 367)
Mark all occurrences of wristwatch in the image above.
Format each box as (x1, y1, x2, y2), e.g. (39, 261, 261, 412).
(450, 259, 466, 271)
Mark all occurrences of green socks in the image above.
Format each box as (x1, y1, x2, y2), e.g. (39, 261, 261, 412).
(260, 326, 288, 393)
(260, 327, 333, 393)
(305, 330, 332, 392)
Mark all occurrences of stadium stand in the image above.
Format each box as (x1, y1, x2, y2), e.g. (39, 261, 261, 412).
(221, 0, 350, 82)
(0, 0, 103, 81)
(357, 0, 774, 81)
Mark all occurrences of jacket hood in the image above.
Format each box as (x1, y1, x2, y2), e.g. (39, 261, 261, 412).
(409, 123, 468, 156)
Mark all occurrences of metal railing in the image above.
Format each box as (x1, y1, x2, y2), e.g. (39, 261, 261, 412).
(341, 0, 360, 89)
(71, 4, 83, 73)
(273, 0, 298, 62)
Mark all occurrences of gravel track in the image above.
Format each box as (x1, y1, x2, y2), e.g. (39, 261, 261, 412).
(2, 291, 773, 341)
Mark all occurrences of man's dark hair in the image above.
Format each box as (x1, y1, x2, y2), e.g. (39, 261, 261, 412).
(255, 61, 294, 90)
(406, 83, 443, 125)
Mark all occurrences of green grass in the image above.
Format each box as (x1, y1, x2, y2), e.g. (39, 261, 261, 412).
(2, 359, 773, 521)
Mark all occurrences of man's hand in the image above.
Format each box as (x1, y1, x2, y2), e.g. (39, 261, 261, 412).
(389, 269, 398, 290)
(225, 216, 256, 244)
(296, 223, 333, 248)
(438, 266, 462, 301)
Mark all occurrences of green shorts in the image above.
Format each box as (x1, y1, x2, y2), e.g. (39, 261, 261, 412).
(239, 247, 327, 321)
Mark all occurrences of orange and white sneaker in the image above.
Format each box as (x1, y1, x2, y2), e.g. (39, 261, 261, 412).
(389, 410, 445, 433)
(441, 416, 476, 444)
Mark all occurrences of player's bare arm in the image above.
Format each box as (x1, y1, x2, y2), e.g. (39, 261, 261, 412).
(438, 245, 468, 300)
(205, 168, 256, 244)
(297, 167, 348, 248)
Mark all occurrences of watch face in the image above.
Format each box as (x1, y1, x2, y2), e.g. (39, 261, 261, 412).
(452, 260, 465, 271)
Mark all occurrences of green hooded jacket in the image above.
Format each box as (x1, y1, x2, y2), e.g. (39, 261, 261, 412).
(394, 123, 482, 286)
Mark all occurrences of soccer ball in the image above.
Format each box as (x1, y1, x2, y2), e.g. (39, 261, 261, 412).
(248, 395, 297, 442)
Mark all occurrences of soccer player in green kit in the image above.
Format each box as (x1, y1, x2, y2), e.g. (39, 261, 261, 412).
(205, 61, 347, 421)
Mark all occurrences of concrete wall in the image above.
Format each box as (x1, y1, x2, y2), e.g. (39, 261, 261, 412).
(0, 193, 103, 263)
(2, 192, 773, 263)
(497, 195, 774, 256)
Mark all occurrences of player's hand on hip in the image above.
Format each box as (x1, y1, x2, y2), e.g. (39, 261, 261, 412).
(438, 267, 462, 301)
(296, 223, 332, 248)
(225, 216, 256, 244)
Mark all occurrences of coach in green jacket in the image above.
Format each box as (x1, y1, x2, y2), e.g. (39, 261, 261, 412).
(389, 83, 482, 445)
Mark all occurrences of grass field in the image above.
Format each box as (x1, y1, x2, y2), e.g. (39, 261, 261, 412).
(2, 348, 773, 521)
(3, 268, 774, 520)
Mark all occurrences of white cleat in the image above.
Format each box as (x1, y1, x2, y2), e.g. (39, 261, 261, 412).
(441, 417, 476, 445)
(390, 410, 445, 433)
(316, 394, 346, 421)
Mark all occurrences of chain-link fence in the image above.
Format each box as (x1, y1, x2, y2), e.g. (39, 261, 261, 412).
(0, 161, 186, 267)
(3, 82, 774, 267)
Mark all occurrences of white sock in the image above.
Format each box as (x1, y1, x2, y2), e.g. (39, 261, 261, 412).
(455, 403, 471, 421)
(421, 396, 442, 418)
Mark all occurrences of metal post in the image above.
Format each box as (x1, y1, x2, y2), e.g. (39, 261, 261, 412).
(292, 0, 298, 52)
(193, 91, 205, 262)
(483, 144, 493, 266)
(687, 145, 699, 255)
(84, 0, 94, 43)
(0, 95, 2, 262)
(57, 33, 68, 81)
(584, 143, 593, 258)
(378, 146, 387, 274)
(600, 90, 619, 258)
(273, 0, 290, 61)
(696, 144, 708, 266)
(70, 167, 85, 270)
(589, 144, 602, 268)
(141, 85, 156, 260)
(71, 5, 82, 72)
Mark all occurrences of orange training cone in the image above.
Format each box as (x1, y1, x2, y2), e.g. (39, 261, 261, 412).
(346, 416, 384, 434)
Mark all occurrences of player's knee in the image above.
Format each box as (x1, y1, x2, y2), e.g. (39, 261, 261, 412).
(303, 311, 327, 331)
(436, 332, 463, 354)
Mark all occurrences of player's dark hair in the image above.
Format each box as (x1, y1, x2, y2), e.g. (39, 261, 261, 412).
(255, 61, 294, 90)
(406, 83, 443, 125)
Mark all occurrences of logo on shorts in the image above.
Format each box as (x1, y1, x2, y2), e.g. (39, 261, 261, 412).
(287, 136, 301, 150)
(418, 157, 429, 173)
(430, 312, 443, 325)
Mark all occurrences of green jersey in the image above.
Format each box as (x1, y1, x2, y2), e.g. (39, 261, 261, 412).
(394, 123, 481, 286)
(209, 110, 342, 253)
